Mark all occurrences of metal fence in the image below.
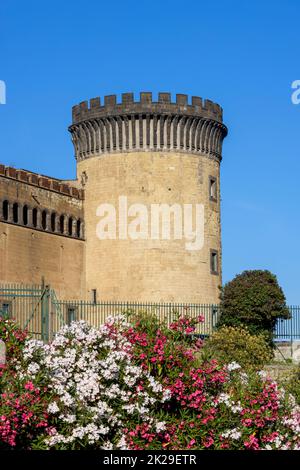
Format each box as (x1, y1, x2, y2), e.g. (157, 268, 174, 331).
(274, 306, 300, 341)
(0, 283, 51, 340)
(0, 282, 299, 342)
(0, 283, 220, 340)
(52, 299, 221, 337)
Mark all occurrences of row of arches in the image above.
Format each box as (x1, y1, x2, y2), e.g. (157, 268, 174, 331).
(70, 114, 227, 161)
(0, 200, 84, 239)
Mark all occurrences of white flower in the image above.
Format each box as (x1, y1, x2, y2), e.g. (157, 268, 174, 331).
(162, 389, 172, 402)
(230, 403, 243, 413)
(156, 421, 166, 433)
(239, 372, 249, 384)
(217, 393, 231, 405)
(61, 414, 76, 423)
(257, 370, 268, 380)
(101, 441, 114, 450)
(116, 435, 128, 450)
(98, 425, 109, 435)
(18, 317, 167, 449)
(227, 362, 241, 372)
(221, 428, 241, 440)
(27, 362, 40, 375)
(122, 403, 136, 414)
(47, 402, 60, 414)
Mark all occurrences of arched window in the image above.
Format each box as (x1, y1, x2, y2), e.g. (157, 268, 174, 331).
(2, 200, 9, 221)
(32, 208, 37, 228)
(76, 219, 81, 238)
(68, 217, 73, 236)
(59, 215, 65, 234)
(13, 203, 19, 223)
(23, 205, 28, 225)
(41, 210, 47, 230)
(51, 213, 56, 232)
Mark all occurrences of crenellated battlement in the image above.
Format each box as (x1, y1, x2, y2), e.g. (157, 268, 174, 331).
(71, 92, 223, 124)
(69, 92, 227, 161)
(0, 164, 84, 200)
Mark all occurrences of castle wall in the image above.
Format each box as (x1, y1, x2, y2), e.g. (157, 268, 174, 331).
(0, 167, 85, 299)
(0, 222, 85, 299)
(78, 151, 221, 303)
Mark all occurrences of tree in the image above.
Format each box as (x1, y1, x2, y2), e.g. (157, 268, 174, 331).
(217, 270, 290, 343)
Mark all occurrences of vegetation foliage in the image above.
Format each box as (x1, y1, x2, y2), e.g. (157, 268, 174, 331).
(218, 270, 290, 343)
(0, 313, 300, 450)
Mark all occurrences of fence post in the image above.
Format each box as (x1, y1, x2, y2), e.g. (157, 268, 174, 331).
(211, 305, 215, 331)
(211, 305, 220, 331)
(41, 285, 50, 342)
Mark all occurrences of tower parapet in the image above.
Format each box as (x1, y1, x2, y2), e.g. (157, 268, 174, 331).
(69, 92, 227, 161)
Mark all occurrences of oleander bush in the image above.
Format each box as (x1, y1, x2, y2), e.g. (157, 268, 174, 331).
(283, 365, 300, 406)
(0, 319, 49, 449)
(0, 317, 27, 366)
(0, 314, 300, 450)
(201, 326, 273, 370)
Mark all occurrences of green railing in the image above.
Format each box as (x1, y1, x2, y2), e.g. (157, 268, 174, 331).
(52, 299, 221, 337)
(1, 282, 299, 342)
(0, 282, 220, 341)
(0, 283, 50, 340)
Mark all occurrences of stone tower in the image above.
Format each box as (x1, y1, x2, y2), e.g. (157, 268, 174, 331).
(69, 92, 227, 303)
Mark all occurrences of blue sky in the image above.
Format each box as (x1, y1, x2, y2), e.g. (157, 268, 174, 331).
(0, 0, 299, 303)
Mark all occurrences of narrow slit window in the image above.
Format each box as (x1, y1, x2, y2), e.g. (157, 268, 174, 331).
(91, 289, 97, 304)
(76, 219, 81, 238)
(210, 250, 218, 275)
(59, 215, 65, 234)
(41, 210, 47, 230)
(209, 177, 217, 201)
(2, 200, 9, 221)
(32, 208, 37, 228)
(51, 213, 56, 232)
(68, 217, 73, 236)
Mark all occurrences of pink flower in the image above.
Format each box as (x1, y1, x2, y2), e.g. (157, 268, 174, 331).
(24, 382, 35, 391)
(203, 437, 214, 448)
(242, 418, 253, 427)
(244, 434, 259, 450)
(188, 439, 196, 448)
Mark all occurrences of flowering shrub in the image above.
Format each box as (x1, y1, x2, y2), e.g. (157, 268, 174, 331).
(283, 365, 300, 406)
(0, 378, 49, 449)
(1, 313, 300, 450)
(126, 363, 300, 450)
(0, 318, 49, 449)
(122, 312, 300, 450)
(0, 317, 27, 366)
(17, 316, 169, 449)
(124, 311, 203, 380)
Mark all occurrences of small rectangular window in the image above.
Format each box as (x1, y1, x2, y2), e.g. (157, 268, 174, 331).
(91, 289, 97, 304)
(210, 250, 219, 275)
(209, 176, 217, 201)
(67, 306, 77, 325)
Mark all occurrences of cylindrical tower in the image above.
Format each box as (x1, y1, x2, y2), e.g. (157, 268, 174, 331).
(69, 92, 227, 303)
